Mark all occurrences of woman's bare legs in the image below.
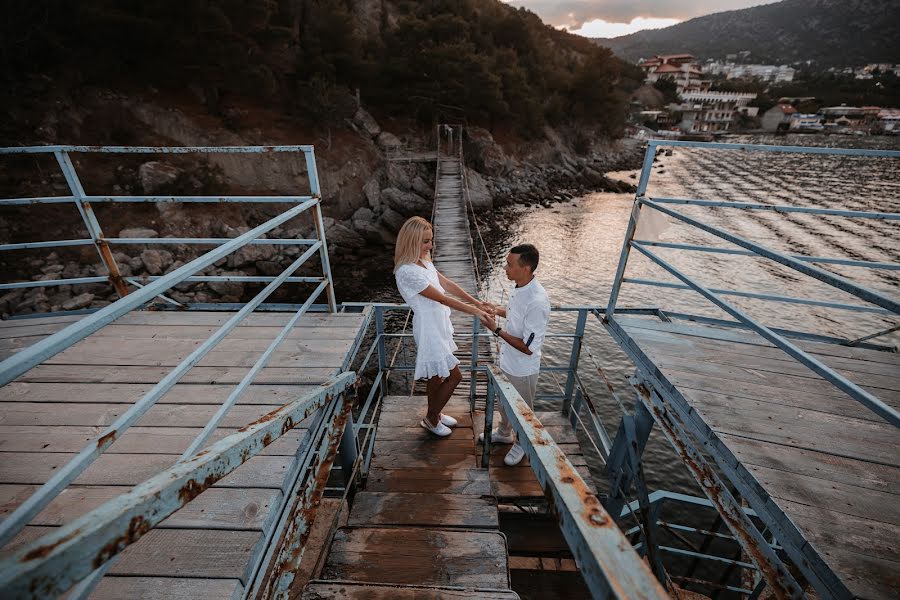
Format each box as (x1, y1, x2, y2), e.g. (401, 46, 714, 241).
(425, 366, 463, 426)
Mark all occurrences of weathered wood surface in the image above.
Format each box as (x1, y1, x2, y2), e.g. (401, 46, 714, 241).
(0, 309, 366, 598)
(321, 526, 510, 588)
(620, 316, 900, 600)
(348, 492, 498, 528)
(301, 581, 520, 599)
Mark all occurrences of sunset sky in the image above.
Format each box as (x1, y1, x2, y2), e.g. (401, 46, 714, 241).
(502, 1, 781, 37)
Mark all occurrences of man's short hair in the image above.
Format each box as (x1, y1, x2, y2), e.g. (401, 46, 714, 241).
(510, 244, 539, 272)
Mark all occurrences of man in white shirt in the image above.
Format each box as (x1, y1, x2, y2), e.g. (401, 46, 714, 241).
(478, 243, 551, 466)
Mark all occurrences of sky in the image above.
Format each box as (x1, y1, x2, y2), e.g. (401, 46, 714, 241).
(502, 1, 781, 38)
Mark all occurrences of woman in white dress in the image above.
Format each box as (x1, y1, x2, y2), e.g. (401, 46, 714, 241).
(394, 216, 488, 436)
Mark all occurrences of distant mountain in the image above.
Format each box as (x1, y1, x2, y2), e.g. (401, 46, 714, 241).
(594, 0, 900, 66)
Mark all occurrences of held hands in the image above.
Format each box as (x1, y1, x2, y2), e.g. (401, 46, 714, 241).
(479, 312, 497, 332)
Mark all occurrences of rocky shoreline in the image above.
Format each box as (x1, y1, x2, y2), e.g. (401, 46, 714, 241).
(0, 99, 643, 318)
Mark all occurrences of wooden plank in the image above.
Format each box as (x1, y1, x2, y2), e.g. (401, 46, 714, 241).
(618, 317, 900, 366)
(322, 527, 509, 588)
(629, 327, 900, 378)
(0, 382, 318, 405)
(108, 528, 261, 579)
(632, 330, 900, 392)
(301, 582, 519, 599)
(369, 451, 475, 471)
(15, 365, 335, 384)
(668, 370, 892, 422)
(365, 468, 490, 495)
(0, 452, 291, 488)
(685, 391, 899, 465)
(0, 401, 287, 428)
(0, 484, 280, 531)
(0, 425, 305, 455)
(111, 312, 364, 327)
(348, 492, 497, 528)
(744, 463, 900, 526)
(88, 577, 243, 600)
(722, 434, 900, 494)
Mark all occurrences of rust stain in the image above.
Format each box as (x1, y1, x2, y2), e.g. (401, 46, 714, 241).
(262, 432, 273, 446)
(238, 407, 284, 432)
(96, 430, 117, 448)
(177, 473, 220, 505)
(92, 515, 152, 568)
(650, 403, 796, 600)
(555, 452, 611, 528)
(281, 416, 295, 435)
(22, 530, 80, 561)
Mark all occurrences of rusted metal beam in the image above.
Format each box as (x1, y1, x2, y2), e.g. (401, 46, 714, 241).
(488, 365, 669, 600)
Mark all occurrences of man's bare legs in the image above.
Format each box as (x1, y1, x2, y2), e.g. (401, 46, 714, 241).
(425, 366, 463, 426)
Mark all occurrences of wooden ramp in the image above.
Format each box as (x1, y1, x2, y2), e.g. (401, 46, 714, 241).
(613, 315, 900, 600)
(0, 310, 368, 599)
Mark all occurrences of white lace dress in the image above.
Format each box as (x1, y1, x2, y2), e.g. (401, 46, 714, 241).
(395, 261, 460, 380)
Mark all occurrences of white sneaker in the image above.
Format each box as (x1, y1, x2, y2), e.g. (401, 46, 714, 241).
(477, 428, 515, 444)
(421, 417, 452, 437)
(504, 443, 526, 466)
(439, 413, 458, 427)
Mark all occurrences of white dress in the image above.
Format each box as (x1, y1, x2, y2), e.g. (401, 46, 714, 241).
(395, 261, 460, 380)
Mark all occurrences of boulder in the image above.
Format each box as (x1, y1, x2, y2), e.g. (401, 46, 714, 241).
(376, 131, 403, 151)
(364, 175, 383, 209)
(353, 219, 396, 245)
(352, 108, 381, 139)
(207, 272, 244, 298)
(352, 207, 375, 224)
(464, 168, 493, 210)
(62, 293, 95, 311)
(118, 227, 159, 239)
(326, 222, 366, 249)
(138, 162, 180, 194)
(380, 187, 430, 217)
(227, 242, 276, 269)
(141, 249, 174, 276)
(255, 260, 282, 276)
(379, 207, 407, 233)
(412, 175, 433, 199)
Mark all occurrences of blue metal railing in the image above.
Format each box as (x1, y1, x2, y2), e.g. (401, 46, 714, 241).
(605, 139, 900, 428)
(0, 145, 349, 599)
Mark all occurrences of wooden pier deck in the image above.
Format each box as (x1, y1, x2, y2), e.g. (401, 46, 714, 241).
(0, 309, 368, 599)
(611, 315, 900, 600)
(301, 154, 593, 598)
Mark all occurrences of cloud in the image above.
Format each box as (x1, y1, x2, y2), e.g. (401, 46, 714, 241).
(503, 1, 779, 31)
(571, 17, 681, 38)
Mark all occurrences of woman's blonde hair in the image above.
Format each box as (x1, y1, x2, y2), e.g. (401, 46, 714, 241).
(394, 216, 432, 272)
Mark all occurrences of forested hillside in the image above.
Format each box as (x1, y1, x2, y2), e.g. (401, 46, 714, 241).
(2, 0, 642, 138)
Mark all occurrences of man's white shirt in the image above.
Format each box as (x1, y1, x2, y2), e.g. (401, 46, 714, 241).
(498, 277, 550, 377)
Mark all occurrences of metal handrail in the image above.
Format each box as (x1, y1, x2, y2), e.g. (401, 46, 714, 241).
(483, 365, 669, 600)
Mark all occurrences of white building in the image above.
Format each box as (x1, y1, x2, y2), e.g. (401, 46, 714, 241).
(640, 54, 710, 93)
(672, 91, 758, 133)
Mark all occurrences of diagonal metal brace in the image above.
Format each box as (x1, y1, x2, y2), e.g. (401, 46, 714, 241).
(632, 372, 807, 600)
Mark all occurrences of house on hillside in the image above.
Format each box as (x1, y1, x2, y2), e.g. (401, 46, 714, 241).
(789, 114, 823, 132)
(640, 54, 709, 93)
(670, 91, 758, 133)
(761, 104, 797, 131)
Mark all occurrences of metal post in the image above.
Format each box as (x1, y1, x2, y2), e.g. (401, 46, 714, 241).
(481, 375, 495, 468)
(630, 404, 666, 584)
(469, 314, 480, 412)
(304, 149, 337, 312)
(54, 151, 129, 298)
(375, 306, 387, 394)
(605, 141, 656, 318)
(563, 308, 588, 422)
(603, 401, 654, 521)
(339, 412, 359, 490)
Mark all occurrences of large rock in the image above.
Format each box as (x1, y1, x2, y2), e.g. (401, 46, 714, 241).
(141, 249, 174, 276)
(118, 227, 159, 239)
(379, 207, 407, 233)
(227, 242, 276, 269)
(62, 293, 95, 311)
(352, 108, 381, 139)
(412, 175, 433, 199)
(386, 162, 413, 190)
(465, 168, 493, 210)
(376, 131, 403, 151)
(364, 175, 383, 210)
(138, 162, 180, 194)
(380, 187, 431, 217)
(207, 271, 244, 298)
(326, 222, 366, 249)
